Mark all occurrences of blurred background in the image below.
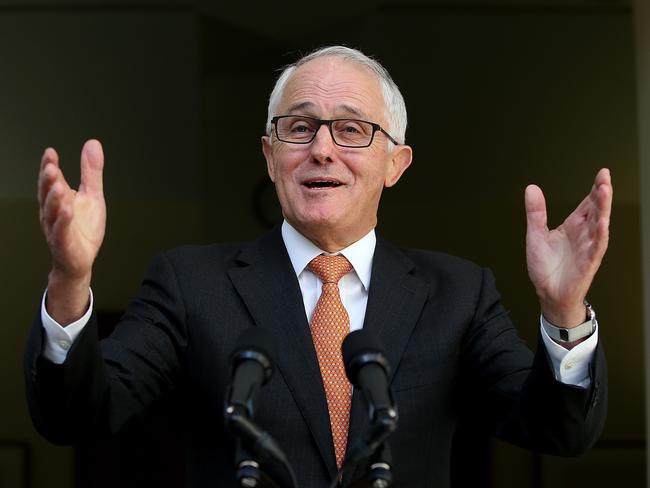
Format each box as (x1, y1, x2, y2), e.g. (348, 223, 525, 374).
(1, 0, 647, 486)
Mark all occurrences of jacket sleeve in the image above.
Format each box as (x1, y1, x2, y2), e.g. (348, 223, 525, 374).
(461, 267, 607, 456)
(24, 252, 188, 445)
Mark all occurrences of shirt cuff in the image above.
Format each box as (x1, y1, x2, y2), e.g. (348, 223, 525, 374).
(40, 288, 94, 364)
(540, 315, 598, 388)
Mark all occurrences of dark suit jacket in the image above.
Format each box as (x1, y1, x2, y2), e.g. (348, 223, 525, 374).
(25, 227, 607, 487)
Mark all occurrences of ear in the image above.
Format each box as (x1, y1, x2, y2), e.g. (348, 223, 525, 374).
(261, 135, 276, 182)
(384, 144, 413, 188)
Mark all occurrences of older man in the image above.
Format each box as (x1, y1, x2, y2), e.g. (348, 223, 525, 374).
(27, 46, 611, 487)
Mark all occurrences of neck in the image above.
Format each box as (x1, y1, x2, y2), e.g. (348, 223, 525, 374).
(288, 220, 375, 253)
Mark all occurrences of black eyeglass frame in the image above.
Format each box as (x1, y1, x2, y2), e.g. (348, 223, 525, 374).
(270, 115, 400, 148)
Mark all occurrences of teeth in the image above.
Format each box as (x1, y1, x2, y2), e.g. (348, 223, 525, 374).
(306, 181, 340, 188)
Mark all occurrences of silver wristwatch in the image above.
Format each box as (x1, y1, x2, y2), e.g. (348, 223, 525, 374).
(541, 301, 597, 343)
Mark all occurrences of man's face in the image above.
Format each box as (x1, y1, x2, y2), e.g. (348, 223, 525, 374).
(262, 56, 412, 250)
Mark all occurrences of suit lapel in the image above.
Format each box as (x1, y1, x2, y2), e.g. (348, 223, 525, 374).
(226, 228, 338, 476)
(345, 236, 429, 483)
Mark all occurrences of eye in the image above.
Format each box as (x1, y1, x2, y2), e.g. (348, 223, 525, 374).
(289, 118, 316, 133)
(337, 121, 364, 134)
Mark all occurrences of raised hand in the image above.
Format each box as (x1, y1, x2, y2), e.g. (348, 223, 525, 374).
(38, 139, 106, 324)
(524, 168, 612, 329)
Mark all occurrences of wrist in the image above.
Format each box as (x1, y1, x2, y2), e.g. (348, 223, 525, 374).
(539, 299, 587, 328)
(46, 269, 92, 326)
(541, 301, 597, 348)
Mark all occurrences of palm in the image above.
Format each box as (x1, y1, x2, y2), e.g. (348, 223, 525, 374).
(525, 169, 612, 324)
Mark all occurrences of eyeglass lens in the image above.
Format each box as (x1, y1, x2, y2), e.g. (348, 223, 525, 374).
(275, 116, 374, 147)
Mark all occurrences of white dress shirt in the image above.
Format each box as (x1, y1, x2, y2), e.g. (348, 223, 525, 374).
(41, 220, 597, 387)
(281, 221, 374, 333)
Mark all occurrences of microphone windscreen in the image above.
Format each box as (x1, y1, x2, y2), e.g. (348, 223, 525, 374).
(230, 327, 278, 384)
(342, 330, 383, 363)
(342, 330, 388, 381)
(232, 327, 278, 360)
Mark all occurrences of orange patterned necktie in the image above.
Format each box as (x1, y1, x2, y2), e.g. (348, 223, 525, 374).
(308, 254, 353, 469)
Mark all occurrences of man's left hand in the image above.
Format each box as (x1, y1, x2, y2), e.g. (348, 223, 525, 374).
(525, 168, 612, 328)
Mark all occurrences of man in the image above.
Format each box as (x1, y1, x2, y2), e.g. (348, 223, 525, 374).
(26, 46, 611, 487)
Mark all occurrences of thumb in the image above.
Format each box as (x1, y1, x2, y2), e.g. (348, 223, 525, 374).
(79, 139, 104, 195)
(525, 184, 548, 233)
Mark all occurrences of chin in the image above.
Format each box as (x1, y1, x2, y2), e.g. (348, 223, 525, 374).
(291, 210, 346, 232)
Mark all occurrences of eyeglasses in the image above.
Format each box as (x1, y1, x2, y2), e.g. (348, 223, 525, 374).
(271, 115, 400, 148)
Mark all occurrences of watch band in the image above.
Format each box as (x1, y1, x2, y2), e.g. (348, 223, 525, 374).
(541, 301, 597, 343)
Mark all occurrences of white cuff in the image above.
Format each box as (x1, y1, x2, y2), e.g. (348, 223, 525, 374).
(40, 288, 94, 364)
(540, 316, 598, 388)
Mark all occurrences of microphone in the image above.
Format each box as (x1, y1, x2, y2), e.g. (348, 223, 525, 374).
(225, 328, 284, 461)
(342, 330, 398, 465)
(342, 330, 397, 423)
(224, 328, 299, 488)
(226, 327, 276, 418)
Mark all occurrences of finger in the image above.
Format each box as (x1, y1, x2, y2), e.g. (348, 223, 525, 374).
(525, 184, 548, 233)
(589, 182, 612, 259)
(42, 178, 77, 225)
(594, 168, 613, 214)
(38, 162, 73, 212)
(583, 169, 613, 232)
(48, 195, 74, 250)
(38, 148, 58, 206)
(569, 168, 613, 223)
(593, 167, 612, 190)
(79, 139, 104, 196)
(40, 147, 59, 172)
(38, 162, 60, 207)
(38, 147, 73, 207)
(42, 182, 66, 228)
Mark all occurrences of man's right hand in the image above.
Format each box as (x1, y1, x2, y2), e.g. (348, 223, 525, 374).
(38, 139, 106, 325)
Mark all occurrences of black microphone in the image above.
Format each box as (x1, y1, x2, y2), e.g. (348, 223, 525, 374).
(225, 328, 299, 488)
(226, 327, 276, 418)
(343, 330, 397, 422)
(342, 330, 398, 465)
(225, 328, 285, 460)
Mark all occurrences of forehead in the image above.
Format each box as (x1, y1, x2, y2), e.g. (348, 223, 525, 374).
(279, 57, 385, 120)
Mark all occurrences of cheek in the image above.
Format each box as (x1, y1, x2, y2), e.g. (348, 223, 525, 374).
(348, 151, 391, 187)
(270, 148, 295, 179)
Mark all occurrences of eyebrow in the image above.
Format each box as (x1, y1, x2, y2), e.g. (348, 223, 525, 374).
(286, 102, 369, 120)
(287, 101, 316, 114)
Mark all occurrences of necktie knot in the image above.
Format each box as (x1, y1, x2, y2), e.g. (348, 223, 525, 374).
(308, 254, 353, 284)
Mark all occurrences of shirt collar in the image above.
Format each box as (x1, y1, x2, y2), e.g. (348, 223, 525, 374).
(281, 220, 375, 291)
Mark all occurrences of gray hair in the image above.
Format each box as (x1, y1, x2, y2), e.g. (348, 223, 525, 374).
(266, 46, 408, 145)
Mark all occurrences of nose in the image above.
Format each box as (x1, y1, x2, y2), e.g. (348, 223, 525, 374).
(310, 124, 336, 164)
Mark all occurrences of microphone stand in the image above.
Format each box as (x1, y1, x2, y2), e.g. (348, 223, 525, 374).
(328, 408, 398, 488)
(234, 440, 283, 488)
(226, 405, 299, 488)
(365, 442, 393, 488)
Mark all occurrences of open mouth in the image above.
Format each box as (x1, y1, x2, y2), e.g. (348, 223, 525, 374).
(303, 180, 343, 189)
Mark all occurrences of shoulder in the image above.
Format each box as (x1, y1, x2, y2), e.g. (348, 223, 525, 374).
(142, 241, 250, 285)
(401, 247, 482, 273)
(148, 226, 284, 278)
(394, 244, 488, 285)
(163, 242, 247, 265)
(373, 236, 496, 302)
